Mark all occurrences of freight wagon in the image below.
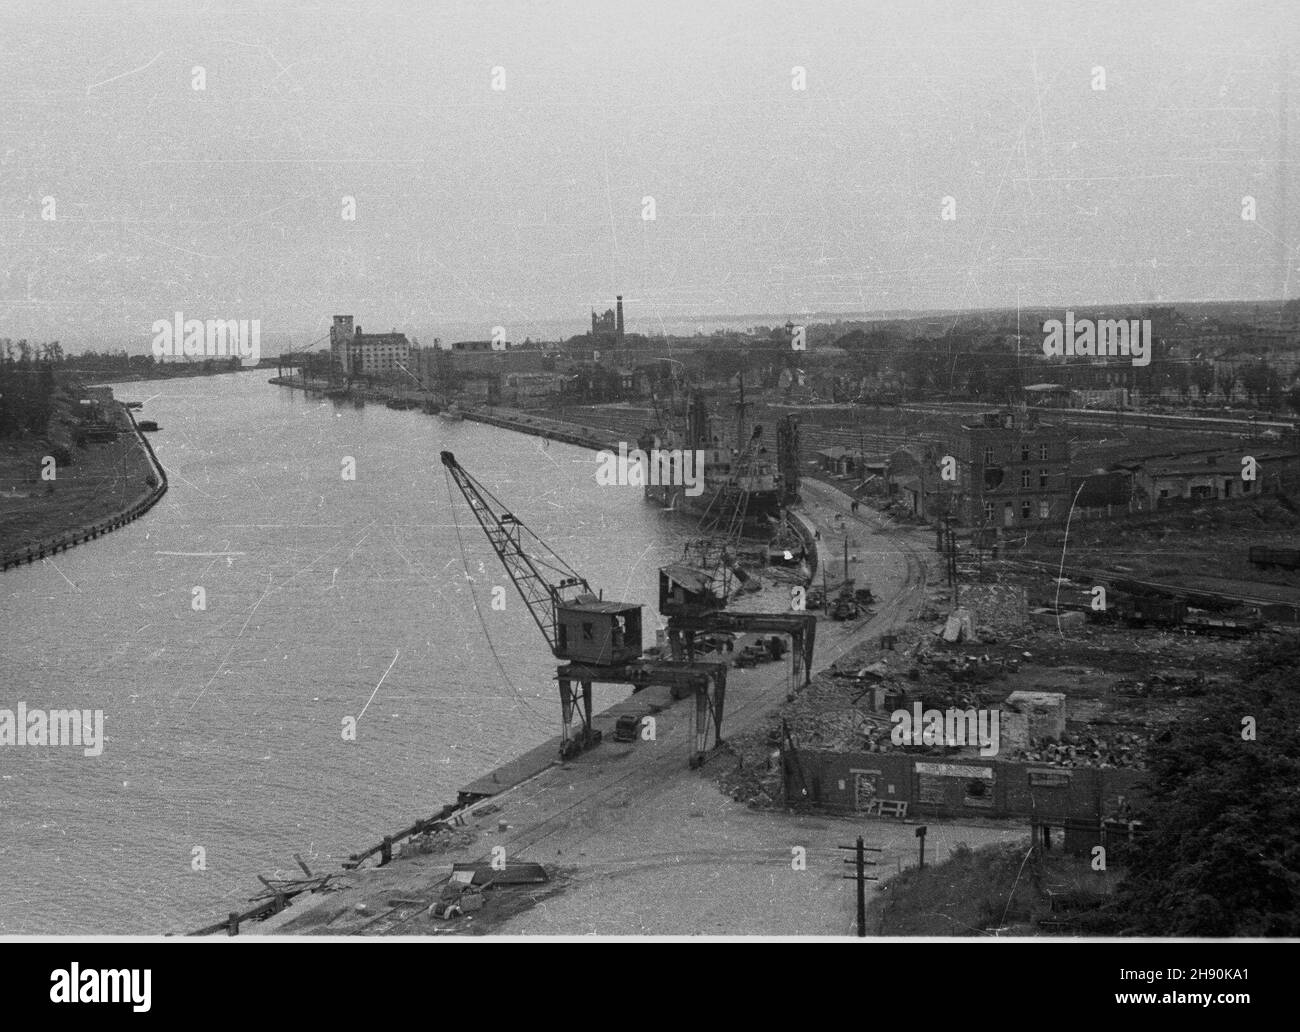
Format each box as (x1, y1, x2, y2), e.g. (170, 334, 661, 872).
(1248, 546, 1300, 571)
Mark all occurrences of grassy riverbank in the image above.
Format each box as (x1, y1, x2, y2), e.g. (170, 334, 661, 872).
(0, 392, 158, 560)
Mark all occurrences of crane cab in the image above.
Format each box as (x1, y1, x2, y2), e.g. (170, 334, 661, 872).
(555, 600, 643, 665)
(658, 564, 726, 619)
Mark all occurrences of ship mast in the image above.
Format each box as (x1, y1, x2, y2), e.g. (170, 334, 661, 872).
(733, 375, 750, 457)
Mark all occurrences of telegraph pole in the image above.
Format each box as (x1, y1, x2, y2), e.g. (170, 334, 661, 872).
(837, 836, 882, 937)
(943, 515, 959, 606)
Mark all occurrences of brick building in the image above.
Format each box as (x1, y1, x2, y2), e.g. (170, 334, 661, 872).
(954, 409, 1072, 529)
(330, 315, 410, 379)
(785, 749, 1144, 824)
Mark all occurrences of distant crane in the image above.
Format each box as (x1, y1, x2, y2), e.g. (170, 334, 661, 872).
(441, 450, 729, 765)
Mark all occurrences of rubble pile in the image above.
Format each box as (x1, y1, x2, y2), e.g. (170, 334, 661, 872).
(1110, 673, 1208, 698)
(958, 583, 1030, 635)
(717, 735, 784, 807)
(1006, 727, 1155, 769)
(397, 825, 478, 860)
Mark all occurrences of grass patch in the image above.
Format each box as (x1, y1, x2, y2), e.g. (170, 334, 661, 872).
(870, 839, 1125, 936)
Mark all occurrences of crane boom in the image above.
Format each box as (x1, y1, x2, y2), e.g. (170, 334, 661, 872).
(441, 450, 591, 658)
(440, 450, 746, 764)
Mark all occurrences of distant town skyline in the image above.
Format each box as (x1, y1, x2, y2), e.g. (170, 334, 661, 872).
(1, 0, 1295, 353)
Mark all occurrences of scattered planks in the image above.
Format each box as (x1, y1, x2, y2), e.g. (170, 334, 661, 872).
(251, 872, 335, 903)
(186, 868, 337, 937)
(188, 798, 479, 934)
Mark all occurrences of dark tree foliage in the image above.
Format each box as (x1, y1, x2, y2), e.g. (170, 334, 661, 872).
(1116, 635, 1300, 936)
(0, 349, 57, 438)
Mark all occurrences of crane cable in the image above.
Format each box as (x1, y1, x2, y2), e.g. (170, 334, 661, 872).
(442, 465, 556, 727)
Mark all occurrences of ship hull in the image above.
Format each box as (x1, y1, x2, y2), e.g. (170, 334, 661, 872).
(645, 483, 781, 536)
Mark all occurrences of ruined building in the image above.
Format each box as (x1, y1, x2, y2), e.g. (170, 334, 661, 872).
(953, 409, 1073, 528)
(590, 295, 625, 348)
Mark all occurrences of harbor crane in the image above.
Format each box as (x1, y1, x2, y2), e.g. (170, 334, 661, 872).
(440, 450, 729, 766)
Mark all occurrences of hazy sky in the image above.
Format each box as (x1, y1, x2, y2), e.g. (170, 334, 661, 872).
(1, 0, 1296, 352)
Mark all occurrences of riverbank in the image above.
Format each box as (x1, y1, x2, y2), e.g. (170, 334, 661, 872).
(269, 375, 627, 452)
(0, 392, 167, 572)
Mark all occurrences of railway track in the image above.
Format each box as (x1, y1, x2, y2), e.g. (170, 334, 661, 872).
(1005, 557, 1300, 614)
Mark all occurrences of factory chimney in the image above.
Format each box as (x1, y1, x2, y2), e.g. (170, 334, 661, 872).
(616, 295, 624, 344)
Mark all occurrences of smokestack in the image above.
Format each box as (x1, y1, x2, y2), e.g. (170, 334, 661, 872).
(616, 295, 624, 342)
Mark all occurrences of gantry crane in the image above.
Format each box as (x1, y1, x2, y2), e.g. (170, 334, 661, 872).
(441, 451, 728, 766)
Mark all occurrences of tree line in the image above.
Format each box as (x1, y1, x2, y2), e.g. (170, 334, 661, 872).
(0, 342, 57, 437)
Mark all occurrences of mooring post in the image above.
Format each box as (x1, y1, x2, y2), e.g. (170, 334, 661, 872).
(381, 835, 392, 866)
(227, 912, 239, 936)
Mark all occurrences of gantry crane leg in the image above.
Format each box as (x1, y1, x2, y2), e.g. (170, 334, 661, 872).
(688, 667, 727, 768)
(557, 675, 597, 759)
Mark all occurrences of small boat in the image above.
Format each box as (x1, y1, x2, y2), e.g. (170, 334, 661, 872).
(136, 420, 161, 432)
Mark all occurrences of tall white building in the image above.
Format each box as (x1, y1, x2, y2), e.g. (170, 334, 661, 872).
(330, 314, 411, 378)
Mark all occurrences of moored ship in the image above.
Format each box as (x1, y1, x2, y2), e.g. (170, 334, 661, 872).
(638, 385, 783, 537)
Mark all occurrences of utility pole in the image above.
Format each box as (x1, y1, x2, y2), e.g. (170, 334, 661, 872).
(837, 836, 881, 937)
(943, 515, 958, 606)
(916, 826, 928, 869)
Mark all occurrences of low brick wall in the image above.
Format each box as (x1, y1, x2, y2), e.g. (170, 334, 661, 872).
(786, 747, 1146, 822)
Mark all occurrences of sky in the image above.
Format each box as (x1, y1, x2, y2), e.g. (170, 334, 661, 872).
(0, 0, 1296, 353)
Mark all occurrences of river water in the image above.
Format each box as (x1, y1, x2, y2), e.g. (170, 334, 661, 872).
(0, 374, 697, 934)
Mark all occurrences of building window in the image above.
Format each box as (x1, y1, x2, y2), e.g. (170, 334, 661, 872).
(1039, 500, 1050, 519)
(1243, 479, 1253, 493)
(1021, 445, 1030, 462)
(983, 501, 994, 522)
(983, 447, 994, 465)
(1039, 469, 1048, 489)
(1020, 469, 1030, 489)
(1021, 500, 1031, 519)
(1039, 444, 1049, 460)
